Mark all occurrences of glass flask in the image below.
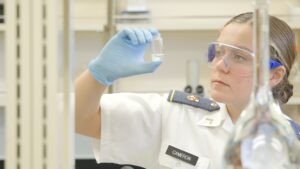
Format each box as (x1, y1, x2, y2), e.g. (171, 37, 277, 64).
(222, 0, 300, 169)
(151, 34, 164, 62)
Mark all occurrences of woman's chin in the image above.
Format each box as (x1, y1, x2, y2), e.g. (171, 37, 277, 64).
(211, 91, 227, 103)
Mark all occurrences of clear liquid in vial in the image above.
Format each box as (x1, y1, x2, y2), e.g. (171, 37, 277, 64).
(151, 35, 164, 62)
(152, 53, 164, 62)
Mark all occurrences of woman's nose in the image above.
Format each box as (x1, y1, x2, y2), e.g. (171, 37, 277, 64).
(215, 56, 230, 73)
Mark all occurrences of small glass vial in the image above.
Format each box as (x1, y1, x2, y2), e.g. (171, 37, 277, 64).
(151, 34, 164, 62)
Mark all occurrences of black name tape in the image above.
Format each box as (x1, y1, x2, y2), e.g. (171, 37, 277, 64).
(165, 145, 199, 166)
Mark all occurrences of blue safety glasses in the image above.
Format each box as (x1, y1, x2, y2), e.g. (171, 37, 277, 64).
(208, 42, 283, 70)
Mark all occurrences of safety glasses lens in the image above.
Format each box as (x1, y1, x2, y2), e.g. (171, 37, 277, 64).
(208, 43, 216, 62)
(207, 42, 254, 77)
(207, 42, 283, 77)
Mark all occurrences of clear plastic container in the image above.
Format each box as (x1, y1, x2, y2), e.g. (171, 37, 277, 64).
(151, 34, 164, 62)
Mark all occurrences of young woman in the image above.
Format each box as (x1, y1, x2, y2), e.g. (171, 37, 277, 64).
(75, 12, 300, 169)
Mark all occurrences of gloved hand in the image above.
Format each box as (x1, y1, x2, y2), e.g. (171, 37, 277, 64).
(88, 28, 162, 86)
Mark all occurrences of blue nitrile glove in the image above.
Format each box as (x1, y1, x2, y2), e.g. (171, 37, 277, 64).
(88, 28, 162, 86)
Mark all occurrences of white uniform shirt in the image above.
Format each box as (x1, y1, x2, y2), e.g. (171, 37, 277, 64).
(92, 92, 234, 169)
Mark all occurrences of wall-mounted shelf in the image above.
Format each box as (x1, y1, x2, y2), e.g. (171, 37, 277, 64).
(73, 0, 300, 32)
(73, 16, 227, 32)
(116, 16, 227, 31)
(73, 15, 300, 32)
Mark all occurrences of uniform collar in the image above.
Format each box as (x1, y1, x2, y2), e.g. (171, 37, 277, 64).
(198, 103, 233, 132)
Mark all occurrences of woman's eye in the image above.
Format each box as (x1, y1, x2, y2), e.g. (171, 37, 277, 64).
(233, 54, 247, 62)
(215, 50, 221, 57)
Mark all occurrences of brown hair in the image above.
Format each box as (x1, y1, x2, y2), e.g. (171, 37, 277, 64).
(224, 12, 296, 104)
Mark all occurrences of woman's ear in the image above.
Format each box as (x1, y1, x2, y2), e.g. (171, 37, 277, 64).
(270, 66, 286, 87)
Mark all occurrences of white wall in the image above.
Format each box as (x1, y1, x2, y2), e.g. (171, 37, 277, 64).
(0, 32, 4, 92)
(0, 31, 4, 160)
(0, 108, 4, 160)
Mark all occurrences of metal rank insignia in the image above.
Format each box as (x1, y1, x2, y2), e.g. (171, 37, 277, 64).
(167, 90, 220, 112)
(210, 102, 219, 108)
(186, 95, 200, 102)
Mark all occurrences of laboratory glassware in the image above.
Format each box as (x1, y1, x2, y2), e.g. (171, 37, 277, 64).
(222, 0, 300, 169)
(151, 34, 164, 62)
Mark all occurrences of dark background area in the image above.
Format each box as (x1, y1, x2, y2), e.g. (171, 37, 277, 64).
(0, 160, 144, 169)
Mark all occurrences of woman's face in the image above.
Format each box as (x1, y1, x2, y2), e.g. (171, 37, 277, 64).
(210, 23, 253, 106)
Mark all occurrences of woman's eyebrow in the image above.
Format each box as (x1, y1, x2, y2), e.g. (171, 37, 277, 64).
(235, 45, 253, 53)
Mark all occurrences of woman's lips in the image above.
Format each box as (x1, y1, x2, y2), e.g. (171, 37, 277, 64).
(212, 79, 229, 86)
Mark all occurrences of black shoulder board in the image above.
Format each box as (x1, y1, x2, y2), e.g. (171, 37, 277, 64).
(167, 90, 220, 112)
(289, 120, 300, 141)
